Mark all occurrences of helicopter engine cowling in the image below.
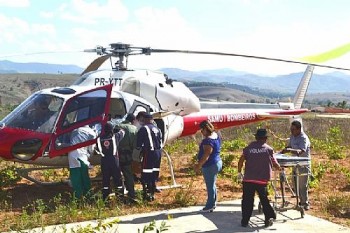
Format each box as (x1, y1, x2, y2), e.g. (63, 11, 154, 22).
(120, 72, 200, 115)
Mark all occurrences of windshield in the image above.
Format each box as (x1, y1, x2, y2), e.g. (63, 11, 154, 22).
(1, 94, 64, 133)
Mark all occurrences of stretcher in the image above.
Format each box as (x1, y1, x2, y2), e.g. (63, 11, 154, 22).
(259, 153, 310, 218)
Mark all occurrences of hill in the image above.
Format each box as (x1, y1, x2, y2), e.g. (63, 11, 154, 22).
(1, 61, 350, 94)
(0, 60, 83, 74)
(0, 74, 77, 105)
(161, 68, 350, 94)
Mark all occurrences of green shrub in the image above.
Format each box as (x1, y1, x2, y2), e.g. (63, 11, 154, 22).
(221, 139, 247, 151)
(324, 194, 350, 218)
(0, 165, 21, 187)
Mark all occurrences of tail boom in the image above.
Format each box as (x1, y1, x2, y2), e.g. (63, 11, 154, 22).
(180, 108, 308, 137)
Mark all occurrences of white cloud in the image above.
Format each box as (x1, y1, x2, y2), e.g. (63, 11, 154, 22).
(0, 0, 29, 7)
(59, 0, 128, 24)
(39, 11, 54, 19)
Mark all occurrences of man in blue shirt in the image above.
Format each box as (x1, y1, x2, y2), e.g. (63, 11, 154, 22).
(282, 120, 311, 210)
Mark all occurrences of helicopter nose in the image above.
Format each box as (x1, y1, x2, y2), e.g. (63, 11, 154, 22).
(0, 127, 46, 161)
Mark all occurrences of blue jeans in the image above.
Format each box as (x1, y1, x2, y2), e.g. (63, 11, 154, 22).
(202, 160, 222, 209)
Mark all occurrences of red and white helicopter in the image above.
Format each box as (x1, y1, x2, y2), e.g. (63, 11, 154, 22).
(0, 43, 318, 185)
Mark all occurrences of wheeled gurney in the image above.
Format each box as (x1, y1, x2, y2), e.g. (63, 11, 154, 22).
(259, 153, 310, 218)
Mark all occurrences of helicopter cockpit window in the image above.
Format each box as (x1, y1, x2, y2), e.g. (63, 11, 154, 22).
(1, 94, 63, 133)
(109, 98, 126, 120)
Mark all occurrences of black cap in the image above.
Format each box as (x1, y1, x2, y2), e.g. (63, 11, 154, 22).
(143, 113, 153, 119)
(254, 128, 269, 138)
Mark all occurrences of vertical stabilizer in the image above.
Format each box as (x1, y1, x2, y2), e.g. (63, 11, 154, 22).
(293, 65, 314, 109)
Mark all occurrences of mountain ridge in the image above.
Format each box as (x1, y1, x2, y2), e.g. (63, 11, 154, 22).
(1, 60, 350, 94)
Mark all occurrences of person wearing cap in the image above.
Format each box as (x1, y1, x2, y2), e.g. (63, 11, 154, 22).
(23, 95, 54, 131)
(68, 124, 97, 199)
(281, 120, 311, 211)
(136, 113, 162, 201)
(96, 121, 125, 200)
(194, 120, 222, 213)
(238, 128, 281, 228)
(116, 113, 138, 201)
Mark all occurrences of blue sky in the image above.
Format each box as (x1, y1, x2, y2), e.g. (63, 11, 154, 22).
(1, 0, 350, 75)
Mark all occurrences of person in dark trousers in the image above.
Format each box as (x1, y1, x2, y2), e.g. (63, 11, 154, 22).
(132, 111, 147, 183)
(194, 120, 222, 213)
(136, 113, 162, 201)
(281, 120, 311, 210)
(96, 121, 125, 201)
(117, 113, 138, 201)
(238, 128, 281, 228)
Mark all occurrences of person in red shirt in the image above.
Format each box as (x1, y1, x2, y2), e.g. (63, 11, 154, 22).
(238, 128, 281, 228)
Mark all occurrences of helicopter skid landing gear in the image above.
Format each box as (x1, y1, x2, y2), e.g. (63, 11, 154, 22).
(17, 166, 68, 186)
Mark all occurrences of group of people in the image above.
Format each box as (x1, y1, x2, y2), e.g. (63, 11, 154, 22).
(67, 113, 311, 228)
(68, 111, 163, 203)
(194, 119, 311, 228)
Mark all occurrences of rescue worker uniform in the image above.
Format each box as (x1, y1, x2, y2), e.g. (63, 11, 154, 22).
(117, 114, 138, 200)
(136, 114, 162, 201)
(96, 122, 125, 200)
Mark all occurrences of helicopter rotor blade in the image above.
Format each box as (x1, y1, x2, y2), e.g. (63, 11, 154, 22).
(149, 48, 350, 72)
(81, 54, 111, 76)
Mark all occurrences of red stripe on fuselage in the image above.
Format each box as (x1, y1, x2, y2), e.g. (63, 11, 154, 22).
(180, 108, 307, 137)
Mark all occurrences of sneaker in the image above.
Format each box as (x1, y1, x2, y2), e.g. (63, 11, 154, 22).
(264, 218, 274, 227)
(199, 207, 214, 213)
(304, 204, 310, 210)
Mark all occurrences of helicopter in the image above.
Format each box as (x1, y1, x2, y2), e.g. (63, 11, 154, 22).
(0, 43, 317, 185)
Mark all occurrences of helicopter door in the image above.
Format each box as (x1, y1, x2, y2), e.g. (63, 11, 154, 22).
(48, 84, 113, 158)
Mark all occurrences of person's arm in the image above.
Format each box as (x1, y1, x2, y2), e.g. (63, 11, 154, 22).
(271, 153, 281, 170)
(284, 148, 302, 156)
(237, 154, 245, 174)
(194, 144, 212, 173)
(237, 154, 245, 181)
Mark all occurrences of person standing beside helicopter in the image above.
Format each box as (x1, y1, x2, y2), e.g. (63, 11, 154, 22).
(117, 113, 138, 201)
(281, 120, 311, 211)
(96, 121, 125, 201)
(238, 128, 280, 227)
(68, 124, 97, 199)
(194, 120, 222, 212)
(136, 113, 162, 201)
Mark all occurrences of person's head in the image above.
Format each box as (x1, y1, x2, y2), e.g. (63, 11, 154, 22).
(135, 111, 147, 126)
(199, 120, 215, 136)
(254, 128, 269, 141)
(104, 121, 114, 134)
(143, 113, 153, 124)
(125, 113, 135, 123)
(34, 96, 49, 111)
(290, 120, 302, 137)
